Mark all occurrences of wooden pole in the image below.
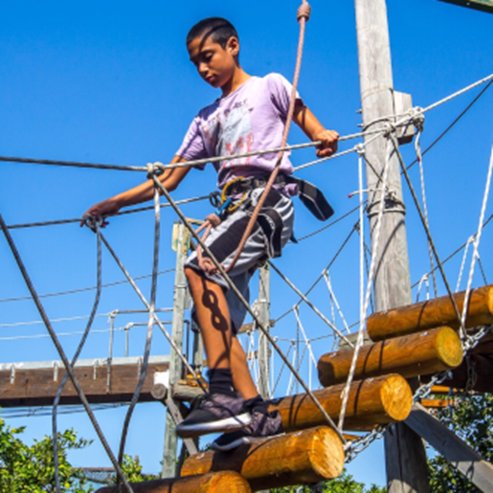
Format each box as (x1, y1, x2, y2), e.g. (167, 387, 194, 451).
(181, 426, 344, 491)
(270, 374, 412, 431)
(257, 264, 271, 398)
(367, 285, 493, 341)
(354, 1, 429, 490)
(162, 223, 190, 478)
(96, 471, 252, 493)
(318, 326, 463, 386)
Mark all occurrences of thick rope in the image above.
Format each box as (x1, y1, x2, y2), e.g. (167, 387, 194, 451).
(0, 214, 135, 493)
(225, 1, 311, 273)
(117, 182, 161, 467)
(52, 224, 102, 493)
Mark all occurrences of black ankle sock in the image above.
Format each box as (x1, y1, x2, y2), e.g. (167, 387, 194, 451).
(208, 368, 235, 396)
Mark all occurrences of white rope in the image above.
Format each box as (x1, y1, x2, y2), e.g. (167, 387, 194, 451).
(415, 126, 438, 297)
(293, 306, 318, 390)
(455, 236, 474, 292)
(415, 273, 431, 302)
(322, 271, 351, 334)
(460, 145, 493, 337)
(338, 139, 393, 430)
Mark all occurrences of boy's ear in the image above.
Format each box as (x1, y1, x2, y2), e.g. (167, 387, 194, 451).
(226, 36, 240, 57)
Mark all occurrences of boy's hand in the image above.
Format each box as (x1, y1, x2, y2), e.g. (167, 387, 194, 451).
(80, 199, 120, 228)
(314, 129, 339, 158)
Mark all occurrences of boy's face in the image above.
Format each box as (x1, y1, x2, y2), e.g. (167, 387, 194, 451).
(187, 34, 239, 90)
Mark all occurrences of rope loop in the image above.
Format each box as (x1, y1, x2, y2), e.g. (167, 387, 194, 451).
(410, 106, 425, 132)
(297, 2, 311, 21)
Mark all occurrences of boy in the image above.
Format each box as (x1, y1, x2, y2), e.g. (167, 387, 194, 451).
(83, 17, 338, 449)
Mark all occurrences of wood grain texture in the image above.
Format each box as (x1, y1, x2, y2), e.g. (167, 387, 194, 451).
(367, 285, 493, 341)
(269, 374, 412, 430)
(317, 326, 463, 386)
(181, 426, 344, 491)
(96, 471, 251, 493)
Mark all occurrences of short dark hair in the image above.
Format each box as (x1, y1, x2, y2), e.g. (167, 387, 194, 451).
(186, 17, 238, 48)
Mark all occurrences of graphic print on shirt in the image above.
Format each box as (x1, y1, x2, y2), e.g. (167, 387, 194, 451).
(214, 99, 253, 169)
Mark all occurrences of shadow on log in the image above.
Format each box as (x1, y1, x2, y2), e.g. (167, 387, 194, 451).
(367, 285, 493, 341)
(318, 326, 463, 386)
(181, 426, 344, 491)
(96, 471, 251, 493)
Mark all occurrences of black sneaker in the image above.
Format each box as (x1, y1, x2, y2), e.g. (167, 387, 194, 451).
(176, 393, 251, 438)
(210, 405, 284, 451)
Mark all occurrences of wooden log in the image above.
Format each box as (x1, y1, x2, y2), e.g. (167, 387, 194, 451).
(181, 426, 344, 490)
(269, 374, 412, 431)
(367, 285, 493, 341)
(96, 471, 251, 493)
(317, 326, 463, 386)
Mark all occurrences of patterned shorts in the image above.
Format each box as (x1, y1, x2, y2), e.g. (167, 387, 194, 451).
(185, 186, 294, 333)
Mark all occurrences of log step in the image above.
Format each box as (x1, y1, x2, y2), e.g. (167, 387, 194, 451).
(95, 471, 251, 492)
(367, 285, 493, 341)
(317, 326, 463, 386)
(181, 426, 344, 491)
(268, 373, 412, 431)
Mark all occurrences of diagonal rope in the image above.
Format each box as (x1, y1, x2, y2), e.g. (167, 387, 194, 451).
(148, 172, 346, 443)
(0, 214, 135, 493)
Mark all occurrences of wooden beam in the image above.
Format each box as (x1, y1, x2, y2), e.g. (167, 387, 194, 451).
(96, 471, 251, 492)
(181, 426, 344, 491)
(0, 356, 169, 406)
(367, 285, 493, 341)
(318, 326, 463, 386)
(269, 374, 412, 431)
(406, 403, 493, 492)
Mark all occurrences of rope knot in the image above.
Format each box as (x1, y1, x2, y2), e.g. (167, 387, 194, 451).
(297, 2, 311, 21)
(146, 161, 164, 180)
(410, 106, 425, 132)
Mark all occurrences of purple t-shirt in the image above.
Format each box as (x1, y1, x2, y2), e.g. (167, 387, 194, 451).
(176, 73, 301, 187)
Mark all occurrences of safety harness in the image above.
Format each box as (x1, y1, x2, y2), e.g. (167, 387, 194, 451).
(207, 174, 334, 259)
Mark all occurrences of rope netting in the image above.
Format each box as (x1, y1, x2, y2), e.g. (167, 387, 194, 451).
(1, 3, 492, 487)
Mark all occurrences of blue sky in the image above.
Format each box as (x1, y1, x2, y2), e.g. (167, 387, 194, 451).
(1, 0, 492, 487)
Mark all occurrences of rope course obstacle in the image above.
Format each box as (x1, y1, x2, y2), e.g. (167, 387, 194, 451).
(1, 2, 493, 492)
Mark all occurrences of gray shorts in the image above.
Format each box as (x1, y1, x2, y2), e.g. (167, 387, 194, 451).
(185, 186, 294, 333)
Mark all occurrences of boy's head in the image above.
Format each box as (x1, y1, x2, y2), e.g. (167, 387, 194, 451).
(186, 17, 241, 90)
(186, 17, 238, 50)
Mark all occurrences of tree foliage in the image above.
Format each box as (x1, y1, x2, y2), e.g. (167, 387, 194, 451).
(270, 470, 385, 493)
(0, 418, 92, 492)
(427, 392, 493, 493)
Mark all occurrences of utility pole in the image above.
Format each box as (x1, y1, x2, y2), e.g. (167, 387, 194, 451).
(161, 222, 190, 477)
(354, 1, 429, 491)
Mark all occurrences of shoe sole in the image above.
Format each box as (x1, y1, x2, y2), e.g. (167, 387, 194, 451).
(211, 432, 286, 452)
(176, 412, 252, 438)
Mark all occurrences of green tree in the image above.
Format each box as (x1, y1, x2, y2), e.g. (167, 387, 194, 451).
(427, 392, 493, 493)
(0, 418, 93, 492)
(270, 470, 385, 492)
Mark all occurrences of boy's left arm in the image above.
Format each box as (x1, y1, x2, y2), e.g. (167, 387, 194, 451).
(293, 104, 339, 158)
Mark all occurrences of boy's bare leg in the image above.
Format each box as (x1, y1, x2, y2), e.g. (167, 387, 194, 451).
(185, 267, 259, 399)
(230, 337, 259, 400)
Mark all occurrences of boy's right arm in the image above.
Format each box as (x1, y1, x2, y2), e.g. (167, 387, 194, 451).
(81, 155, 190, 225)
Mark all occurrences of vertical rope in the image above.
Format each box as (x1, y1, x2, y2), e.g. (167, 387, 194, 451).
(53, 225, 102, 493)
(338, 139, 392, 430)
(460, 146, 493, 338)
(117, 180, 161, 467)
(225, 1, 312, 272)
